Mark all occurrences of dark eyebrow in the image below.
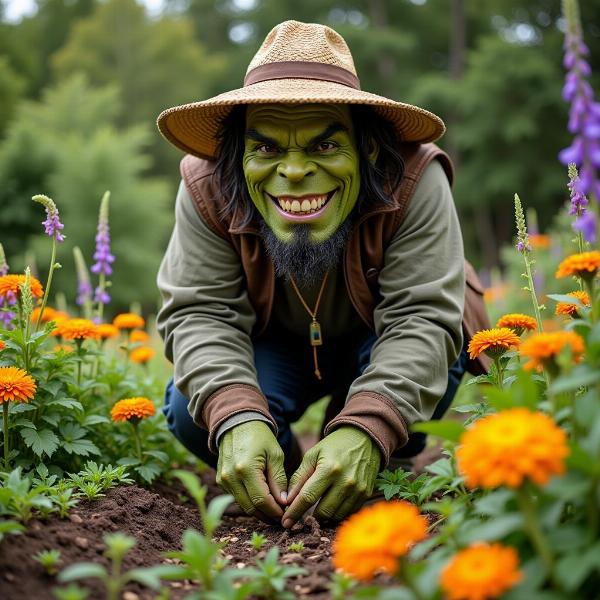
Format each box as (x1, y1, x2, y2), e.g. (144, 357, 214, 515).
(245, 128, 279, 146)
(308, 122, 348, 146)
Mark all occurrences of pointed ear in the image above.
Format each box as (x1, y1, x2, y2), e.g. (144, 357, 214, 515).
(367, 138, 379, 165)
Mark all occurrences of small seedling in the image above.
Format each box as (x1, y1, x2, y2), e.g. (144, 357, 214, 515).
(34, 549, 62, 575)
(247, 532, 267, 551)
(287, 541, 304, 553)
(52, 583, 89, 600)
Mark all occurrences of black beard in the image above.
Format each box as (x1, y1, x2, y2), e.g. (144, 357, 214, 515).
(259, 218, 353, 286)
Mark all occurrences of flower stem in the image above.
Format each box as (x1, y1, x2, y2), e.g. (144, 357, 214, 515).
(516, 487, 557, 587)
(36, 239, 57, 331)
(3, 402, 10, 469)
(588, 473, 599, 540)
(493, 357, 503, 389)
(96, 272, 106, 323)
(132, 421, 143, 463)
(398, 557, 425, 600)
(584, 278, 597, 324)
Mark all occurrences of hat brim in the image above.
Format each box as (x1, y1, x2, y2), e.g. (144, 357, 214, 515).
(157, 78, 445, 160)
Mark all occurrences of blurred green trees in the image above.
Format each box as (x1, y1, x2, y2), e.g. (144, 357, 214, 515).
(0, 75, 170, 309)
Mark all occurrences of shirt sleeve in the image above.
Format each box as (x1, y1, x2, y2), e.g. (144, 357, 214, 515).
(156, 181, 277, 452)
(324, 160, 465, 462)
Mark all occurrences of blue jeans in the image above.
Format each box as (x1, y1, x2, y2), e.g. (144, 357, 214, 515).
(163, 328, 468, 470)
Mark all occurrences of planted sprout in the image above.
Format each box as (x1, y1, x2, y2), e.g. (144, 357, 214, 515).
(247, 532, 267, 551)
(34, 549, 62, 575)
(288, 541, 304, 553)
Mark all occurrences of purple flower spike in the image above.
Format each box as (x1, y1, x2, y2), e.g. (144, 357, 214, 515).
(567, 163, 589, 216)
(32, 194, 65, 242)
(73, 246, 93, 307)
(91, 192, 115, 277)
(94, 287, 111, 304)
(559, 0, 600, 200)
(574, 211, 597, 244)
(0, 243, 8, 277)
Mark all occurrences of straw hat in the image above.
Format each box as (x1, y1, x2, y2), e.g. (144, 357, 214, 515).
(157, 20, 445, 160)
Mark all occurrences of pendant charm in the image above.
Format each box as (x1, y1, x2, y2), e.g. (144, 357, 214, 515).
(310, 320, 323, 346)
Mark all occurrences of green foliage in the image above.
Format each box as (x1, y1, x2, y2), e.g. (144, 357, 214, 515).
(247, 531, 267, 551)
(34, 548, 62, 575)
(287, 541, 304, 553)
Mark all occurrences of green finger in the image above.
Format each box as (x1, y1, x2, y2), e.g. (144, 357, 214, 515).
(244, 469, 284, 519)
(229, 481, 257, 516)
(286, 458, 316, 505)
(267, 454, 288, 505)
(282, 471, 330, 528)
(313, 486, 353, 522)
(334, 493, 365, 522)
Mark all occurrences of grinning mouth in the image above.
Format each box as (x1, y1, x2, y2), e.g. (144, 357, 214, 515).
(268, 190, 336, 216)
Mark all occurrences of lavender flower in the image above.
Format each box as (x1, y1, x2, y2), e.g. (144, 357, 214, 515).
(0, 243, 8, 276)
(91, 192, 115, 277)
(514, 194, 531, 254)
(567, 163, 589, 215)
(574, 210, 597, 244)
(73, 246, 93, 307)
(94, 286, 111, 304)
(32, 194, 65, 242)
(559, 0, 600, 200)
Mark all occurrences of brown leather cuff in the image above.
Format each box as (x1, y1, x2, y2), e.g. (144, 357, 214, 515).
(201, 384, 277, 453)
(323, 392, 409, 466)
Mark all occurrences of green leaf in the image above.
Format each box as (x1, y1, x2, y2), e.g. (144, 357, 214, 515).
(411, 419, 464, 443)
(135, 462, 161, 483)
(20, 427, 59, 457)
(47, 398, 83, 411)
(58, 562, 107, 582)
(550, 365, 600, 394)
(126, 567, 163, 590)
(117, 456, 141, 466)
(62, 438, 101, 456)
(82, 415, 110, 426)
(142, 450, 169, 463)
(460, 513, 524, 544)
(473, 489, 514, 516)
(205, 495, 234, 532)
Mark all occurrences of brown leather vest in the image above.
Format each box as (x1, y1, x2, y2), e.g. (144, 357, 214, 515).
(180, 142, 490, 375)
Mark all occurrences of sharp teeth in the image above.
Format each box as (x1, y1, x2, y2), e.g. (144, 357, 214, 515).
(291, 200, 301, 212)
(301, 200, 311, 211)
(311, 199, 317, 209)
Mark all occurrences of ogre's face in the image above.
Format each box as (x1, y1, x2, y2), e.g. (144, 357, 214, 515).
(243, 104, 360, 244)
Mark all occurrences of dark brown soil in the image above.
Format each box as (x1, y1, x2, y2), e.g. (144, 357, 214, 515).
(0, 445, 443, 600)
(0, 469, 338, 600)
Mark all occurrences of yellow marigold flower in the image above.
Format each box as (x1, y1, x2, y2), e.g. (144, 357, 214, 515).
(111, 397, 156, 423)
(457, 408, 568, 489)
(0, 274, 44, 300)
(113, 313, 145, 330)
(55, 318, 99, 341)
(31, 306, 57, 323)
(495, 314, 537, 335)
(440, 543, 522, 600)
(96, 323, 119, 339)
(528, 233, 551, 250)
(555, 290, 591, 317)
(519, 330, 584, 371)
(129, 346, 155, 364)
(555, 251, 600, 279)
(129, 329, 150, 344)
(332, 500, 428, 581)
(467, 328, 520, 360)
(0, 366, 36, 403)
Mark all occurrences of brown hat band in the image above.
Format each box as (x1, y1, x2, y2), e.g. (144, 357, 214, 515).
(244, 61, 361, 90)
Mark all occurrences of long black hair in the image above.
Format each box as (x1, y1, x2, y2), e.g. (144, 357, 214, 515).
(213, 104, 405, 226)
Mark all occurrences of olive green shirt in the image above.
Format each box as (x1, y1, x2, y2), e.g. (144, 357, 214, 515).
(156, 160, 465, 449)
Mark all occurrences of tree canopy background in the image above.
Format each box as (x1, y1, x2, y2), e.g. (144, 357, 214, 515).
(0, 0, 599, 312)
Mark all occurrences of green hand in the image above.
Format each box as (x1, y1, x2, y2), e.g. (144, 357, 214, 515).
(217, 421, 288, 521)
(282, 426, 381, 527)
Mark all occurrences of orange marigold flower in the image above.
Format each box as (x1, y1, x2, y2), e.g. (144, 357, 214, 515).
(0, 340, 5, 351)
(111, 397, 156, 423)
(31, 306, 57, 323)
(467, 328, 520, 360)
(55, 318, 99, 341)
(528, 233, 551, 250)
(519, 330, 584, 371)
(440, 543, 522, 600)
(0, 366, 36, 403)
(113, 313, 145, 330)
(129, 329, 150, 344)
(53, 344, 74, 353)
(555, 251, 600, 279)
(457, 408, 568, 489)
(483, 285, 508, 303)
(332, 500, 428, 581)
(555, 290, 591, 317)
(97, 323, 119, 339)
(0, 274, 44, 300)
(129, 346, 155, 364)
(495, 314, 537, 335)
